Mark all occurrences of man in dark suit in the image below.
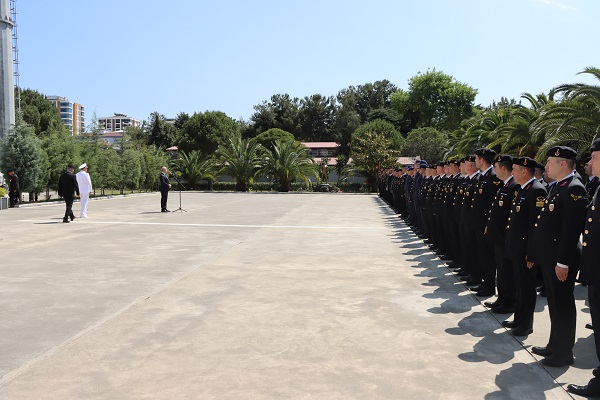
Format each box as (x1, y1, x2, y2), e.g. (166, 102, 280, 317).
(7, 168, 20, 208)
(484, 155, 519, 313)
(528, 146, 588, 367)
(58, 164, 80, 223)
(568, 139, 600, 397)
(503, 157, 547, 337)
(160, 167, 172, 212)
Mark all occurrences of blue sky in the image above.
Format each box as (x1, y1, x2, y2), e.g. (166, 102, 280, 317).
(15, 0, 600, 125)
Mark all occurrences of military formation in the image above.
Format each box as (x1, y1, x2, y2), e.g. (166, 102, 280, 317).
(378, 141, 600, 397)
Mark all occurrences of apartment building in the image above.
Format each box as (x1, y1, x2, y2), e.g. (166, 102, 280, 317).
(98, 113, 140, 132)
(47, 95, 85, 136)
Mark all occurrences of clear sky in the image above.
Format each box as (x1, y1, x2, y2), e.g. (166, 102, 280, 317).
(14, 0, 600, 125)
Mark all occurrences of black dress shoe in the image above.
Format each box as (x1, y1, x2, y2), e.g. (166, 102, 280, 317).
(457, 271, 469, 277)
(586, 323, 594, 330)
(567, 384, 600, 397)
(541, 354, 574, 367)
(465, 279, 481, 286)
(531, 346, 553, 357)
(502, 320, 518, 328)
(511, 327, 533, 337)
(538, 291, 547, 297)
(71, 216, 75, 221)
(438, 255, 452, 261)
(476, 289, 495, 297)
(491, 306, 514, 314)
(460, 275, 472, 281)
(63, 219, 70, 223)
(470, 284, 485, 292)
(484, 300, 501, 308)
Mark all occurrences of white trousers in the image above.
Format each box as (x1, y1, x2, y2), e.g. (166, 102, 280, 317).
(80, 192, 90, 217)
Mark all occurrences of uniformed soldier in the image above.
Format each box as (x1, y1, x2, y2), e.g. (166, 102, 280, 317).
(470, 148, 502, 297)
(528, 146, 588, 367)
(445, 160, 463, 270)
(7, 168, 20, 208)
(503, 157, 547, 337)
(585, 156, 600, 200)
(459, 156, 481, 286)
(484, 155, 519, 314)
(567, 139, 600, 397)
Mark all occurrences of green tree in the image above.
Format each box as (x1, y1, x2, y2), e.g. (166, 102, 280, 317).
(531, 67, 600, 159)
(170, 150, 216, 190)
(94, 148, 120, 195)
(337, 80, 398, 123)
(250, 128, 296, 152)
(350, 130, 396, 192)
(0, 117, 49, 199)
(140, 147, 169, 191)
(297, 94, 335, 141)
(249, 94, 300, 136)
(261, 140, 318, 192)
(19, 89, 65, 135)
(148, 111, 178, 148)
(215, 137, 264, 191)
(391, 69, 477, 131)
(43, 127, 76, 192)
(402, 127, 448, 163)
(333, 105, 360, 158)
(353, 119, 404, 150)
(119, 149, 143, 193)
(177, 111, 240, 155)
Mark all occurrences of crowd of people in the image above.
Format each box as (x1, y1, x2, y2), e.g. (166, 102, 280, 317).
(378, 142, 600, 397)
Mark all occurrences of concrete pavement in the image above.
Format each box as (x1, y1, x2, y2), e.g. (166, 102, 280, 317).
(0, 192, 594, 399)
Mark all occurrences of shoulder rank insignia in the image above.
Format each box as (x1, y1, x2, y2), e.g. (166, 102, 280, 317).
(571, 193, 583, 201)
(493, 181, 501, 185)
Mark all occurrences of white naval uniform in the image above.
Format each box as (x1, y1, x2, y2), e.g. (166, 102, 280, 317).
(76, 170, 93, 217)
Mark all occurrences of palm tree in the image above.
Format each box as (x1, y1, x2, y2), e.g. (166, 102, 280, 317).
(215, 137, 263, 192)
(170, 150, 216, 190)
(531, 67, 600, 158)
(261, 140, 318, 192)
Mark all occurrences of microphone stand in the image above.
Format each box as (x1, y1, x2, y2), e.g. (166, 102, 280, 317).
(170, 173, 187, 212)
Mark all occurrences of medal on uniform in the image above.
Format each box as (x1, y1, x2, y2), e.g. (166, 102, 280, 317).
(499, 200, 503, 207)
(516, 206, 520, 212)
(549, 204, 554, 212)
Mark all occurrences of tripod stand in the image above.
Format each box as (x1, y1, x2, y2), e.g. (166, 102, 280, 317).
(170, 174, 187, 213)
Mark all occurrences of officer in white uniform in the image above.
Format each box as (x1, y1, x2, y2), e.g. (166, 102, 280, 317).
(76, 163, 93, 218)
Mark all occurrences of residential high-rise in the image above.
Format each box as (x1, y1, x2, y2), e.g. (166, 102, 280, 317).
(98, 113, 140, 132)
(47, 95, 85, 136)
(0, 0, 15, 140)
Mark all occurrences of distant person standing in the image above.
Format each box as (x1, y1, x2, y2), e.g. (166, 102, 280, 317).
(58, 164, 80, 223)
(76, 163, 93, 218)
(7, 168, 20, 208)
(160, 167, 171, 212)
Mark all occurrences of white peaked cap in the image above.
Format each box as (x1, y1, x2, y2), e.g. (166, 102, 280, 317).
(79, 163, 87, 170)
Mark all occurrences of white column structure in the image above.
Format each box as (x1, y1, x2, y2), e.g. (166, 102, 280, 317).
(0, 0, 15, 141)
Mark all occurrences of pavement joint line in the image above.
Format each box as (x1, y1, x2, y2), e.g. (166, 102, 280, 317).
(17, 219, 387, 230)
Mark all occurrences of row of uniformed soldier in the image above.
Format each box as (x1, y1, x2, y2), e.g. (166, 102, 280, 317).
(378, 142, 600, 395)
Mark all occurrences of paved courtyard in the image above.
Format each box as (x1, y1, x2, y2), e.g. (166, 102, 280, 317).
(0, 192, 595, 399)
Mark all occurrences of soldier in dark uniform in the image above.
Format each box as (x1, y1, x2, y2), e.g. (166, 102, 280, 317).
(503, 157, 547, 337)
(484, 155, 519, 313)
(397, 166, 408, 219)
(445, 160, 463, 270)
(412, 161, 426, 236)
(459, 156, 481, 286)
(405, 166, 416, 226)
(7, 168, 20, 208)
(471, 148, 502, 297)
(528, 146, 587, 367)
(453, 159, 469, 277)
(585, 156, 600, 200)
(57, 164, 80, 223)
(567, 139, 600, 397)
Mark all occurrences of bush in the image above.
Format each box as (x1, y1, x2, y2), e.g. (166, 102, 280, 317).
(0, 187, 6, 197)
(336, 182, 367, 193)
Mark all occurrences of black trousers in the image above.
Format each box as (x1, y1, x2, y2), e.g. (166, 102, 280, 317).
(540, 263, 577, 358)
(63, 196, 75, 221)
(513, 258, 537, 330)
(160, 189, 169, 210)
(459, 225, 478, 278)
(9, 193, 18, 207)
(477, 229, 495, 291)
(494, 244, 515, 308)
